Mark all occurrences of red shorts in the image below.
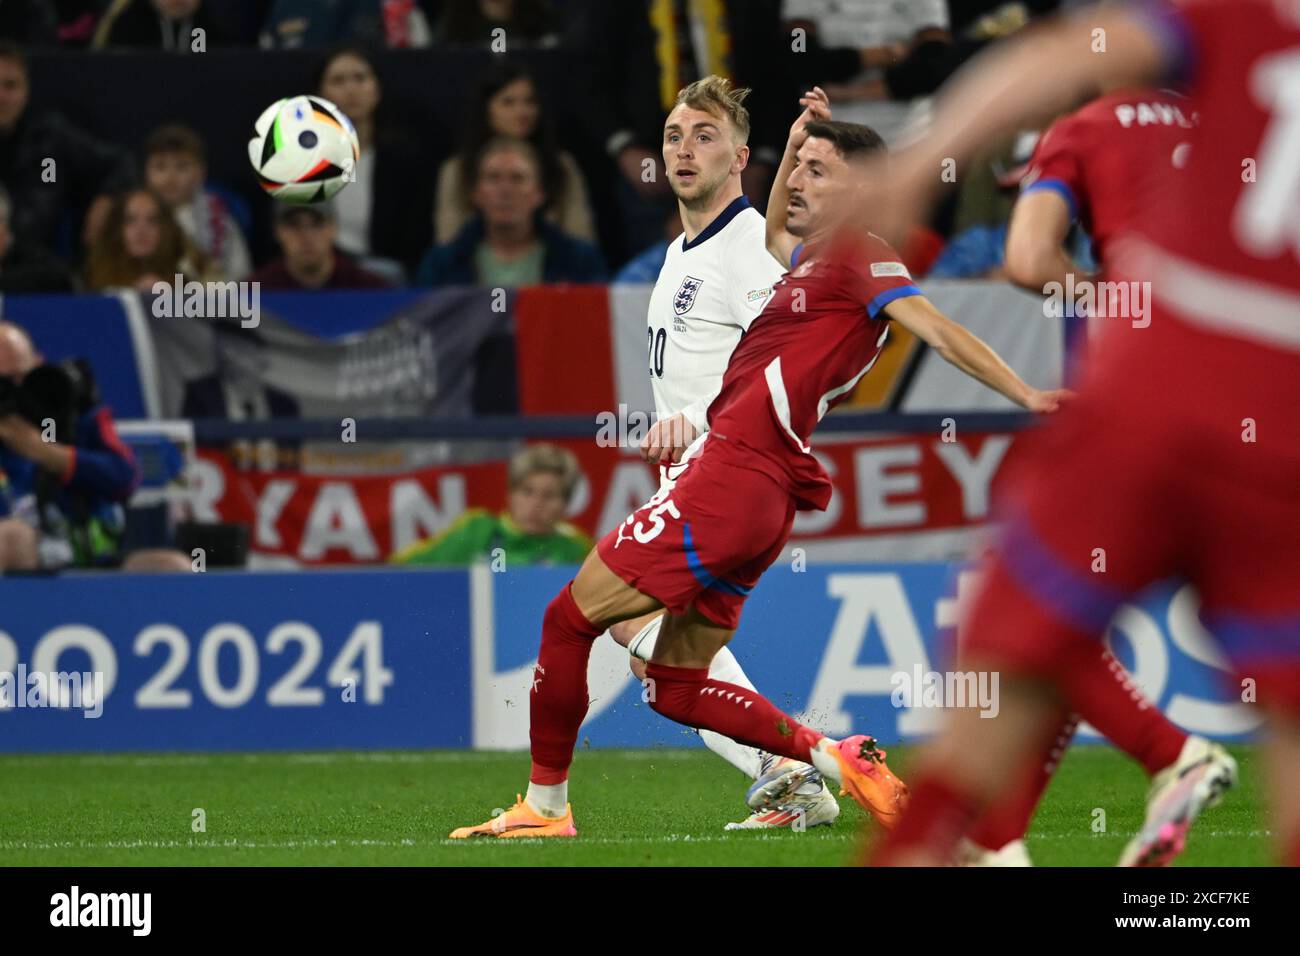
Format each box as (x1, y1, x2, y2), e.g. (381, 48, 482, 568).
(964, 313, 1300, 711)
(597, 438, 795, 630)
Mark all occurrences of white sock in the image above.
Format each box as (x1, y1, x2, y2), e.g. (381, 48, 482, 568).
(631, 622, 767, 778)
(627, 615, 662, 661)
(698, 729, 766, 779)
(705, 645, 756, 692)
(630, 618, 757, 693)
(525, 781, 567, 818)
(809, 738, 842, 786)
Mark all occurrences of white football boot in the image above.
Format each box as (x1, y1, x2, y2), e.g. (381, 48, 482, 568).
(745, 755, 821, 811)
(1118, 735, 1238, 867)
(725, 778, 841, 831)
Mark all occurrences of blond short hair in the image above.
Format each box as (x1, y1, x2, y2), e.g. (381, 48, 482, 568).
(674, 75, 751, 144)
(508, 444, 582, 502)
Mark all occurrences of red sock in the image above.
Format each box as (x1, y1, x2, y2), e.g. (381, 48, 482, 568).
(644, 662, 824, 763)
(1062, 647, 1186, 776)
(967, 712, 1078, 850)
(870, 774, 981, 866)
(529, 584, 601, 784)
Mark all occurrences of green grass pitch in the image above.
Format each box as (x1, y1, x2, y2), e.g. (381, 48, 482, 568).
(0, 744, 1269, 866)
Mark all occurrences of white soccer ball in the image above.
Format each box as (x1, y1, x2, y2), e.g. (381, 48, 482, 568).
(248, 95, 360, 204)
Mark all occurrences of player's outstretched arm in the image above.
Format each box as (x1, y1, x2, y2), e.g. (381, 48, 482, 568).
(765, 87, 830, 268)
(884, 294, 1071, 413)
(915, 9, 1166, 169)
(1004, 190, 1087, 294)
(857, 7, 1170, 242)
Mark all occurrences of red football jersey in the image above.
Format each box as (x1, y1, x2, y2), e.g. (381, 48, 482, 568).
(1020, 87, 1197, 267)
(705, 233, 921, 511)
(1119, 0, 1300, 347)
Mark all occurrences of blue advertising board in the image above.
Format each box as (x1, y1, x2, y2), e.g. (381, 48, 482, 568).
(482, 565, 1259, 751)
(0, 569, 472, 751)
(0, 564, 1259, 753)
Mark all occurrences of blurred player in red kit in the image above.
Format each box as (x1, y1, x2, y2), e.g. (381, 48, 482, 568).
(449, 104, 1070, 839)
(864, 0, 1300, 866)
(960, 88, 1239, 868)
(1007, 89, 1196, 293)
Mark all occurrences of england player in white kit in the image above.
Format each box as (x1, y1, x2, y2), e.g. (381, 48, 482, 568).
(607, 77, 841, 830)
(644, 200, 775, 446)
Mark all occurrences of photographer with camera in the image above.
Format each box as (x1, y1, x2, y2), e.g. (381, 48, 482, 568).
(0, 322, 141, 571)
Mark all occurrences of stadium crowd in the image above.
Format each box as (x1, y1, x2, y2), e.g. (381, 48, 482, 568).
(0, 0, 1089, 294)
(0, 0, 1096, 573)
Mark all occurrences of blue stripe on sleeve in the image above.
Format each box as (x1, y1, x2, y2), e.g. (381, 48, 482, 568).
(867, 283, 923, 319)
(1022, 178, 1079, 222)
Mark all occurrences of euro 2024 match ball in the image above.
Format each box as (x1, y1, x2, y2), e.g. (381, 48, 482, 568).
(248, 95, 360, 204)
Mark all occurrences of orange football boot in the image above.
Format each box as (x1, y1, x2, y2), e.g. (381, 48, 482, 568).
(826, 735, 909, 829)
(449, 795, 577, 839)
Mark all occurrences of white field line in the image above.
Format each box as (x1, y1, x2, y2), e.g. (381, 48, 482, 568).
(0, 833, 856, 851)
(0, 750, 702, 768)
(0, 830, 1273, 853)
(1025, 830, 1275, 841)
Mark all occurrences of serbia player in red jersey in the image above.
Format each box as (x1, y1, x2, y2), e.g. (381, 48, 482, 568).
(865, 0, 1300, 866)
(959, 89, 1238, 867)
(1007, 87, 1196, 292)
(449, 107, 1070, 839)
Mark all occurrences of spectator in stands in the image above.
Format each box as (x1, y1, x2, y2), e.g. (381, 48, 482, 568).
(0, 0, 57, 45)
(0, 184, 73, 292)
(251, 202, 390, 291)
(0, 42, 135, 255)
(391, 443, 591, 566)
(261, 0, 432, 49)
(0, 322, 138, 570)
(782, 0, 953, 144)
(575, 1, 696, 212)
(436, 59, 594, 245)
(92, 0, 228, 51)
(570, 0, 785, 256)
(434, 0, 560, 47)
(143, 124, 252, 281)
(314, 44, 432, 278)
(418, 137, 605, 287)
(84, 187, 210, 291)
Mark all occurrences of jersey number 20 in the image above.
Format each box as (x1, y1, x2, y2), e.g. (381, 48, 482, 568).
(647, 327, 666, 378)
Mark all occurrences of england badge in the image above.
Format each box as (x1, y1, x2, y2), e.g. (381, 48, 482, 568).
(674, 275, 703, 315)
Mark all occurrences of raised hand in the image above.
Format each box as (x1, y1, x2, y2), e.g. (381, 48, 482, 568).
(787, 87, 832, 149)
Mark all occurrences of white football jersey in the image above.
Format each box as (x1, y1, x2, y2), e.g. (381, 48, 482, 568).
(647, 197, 784, 430)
